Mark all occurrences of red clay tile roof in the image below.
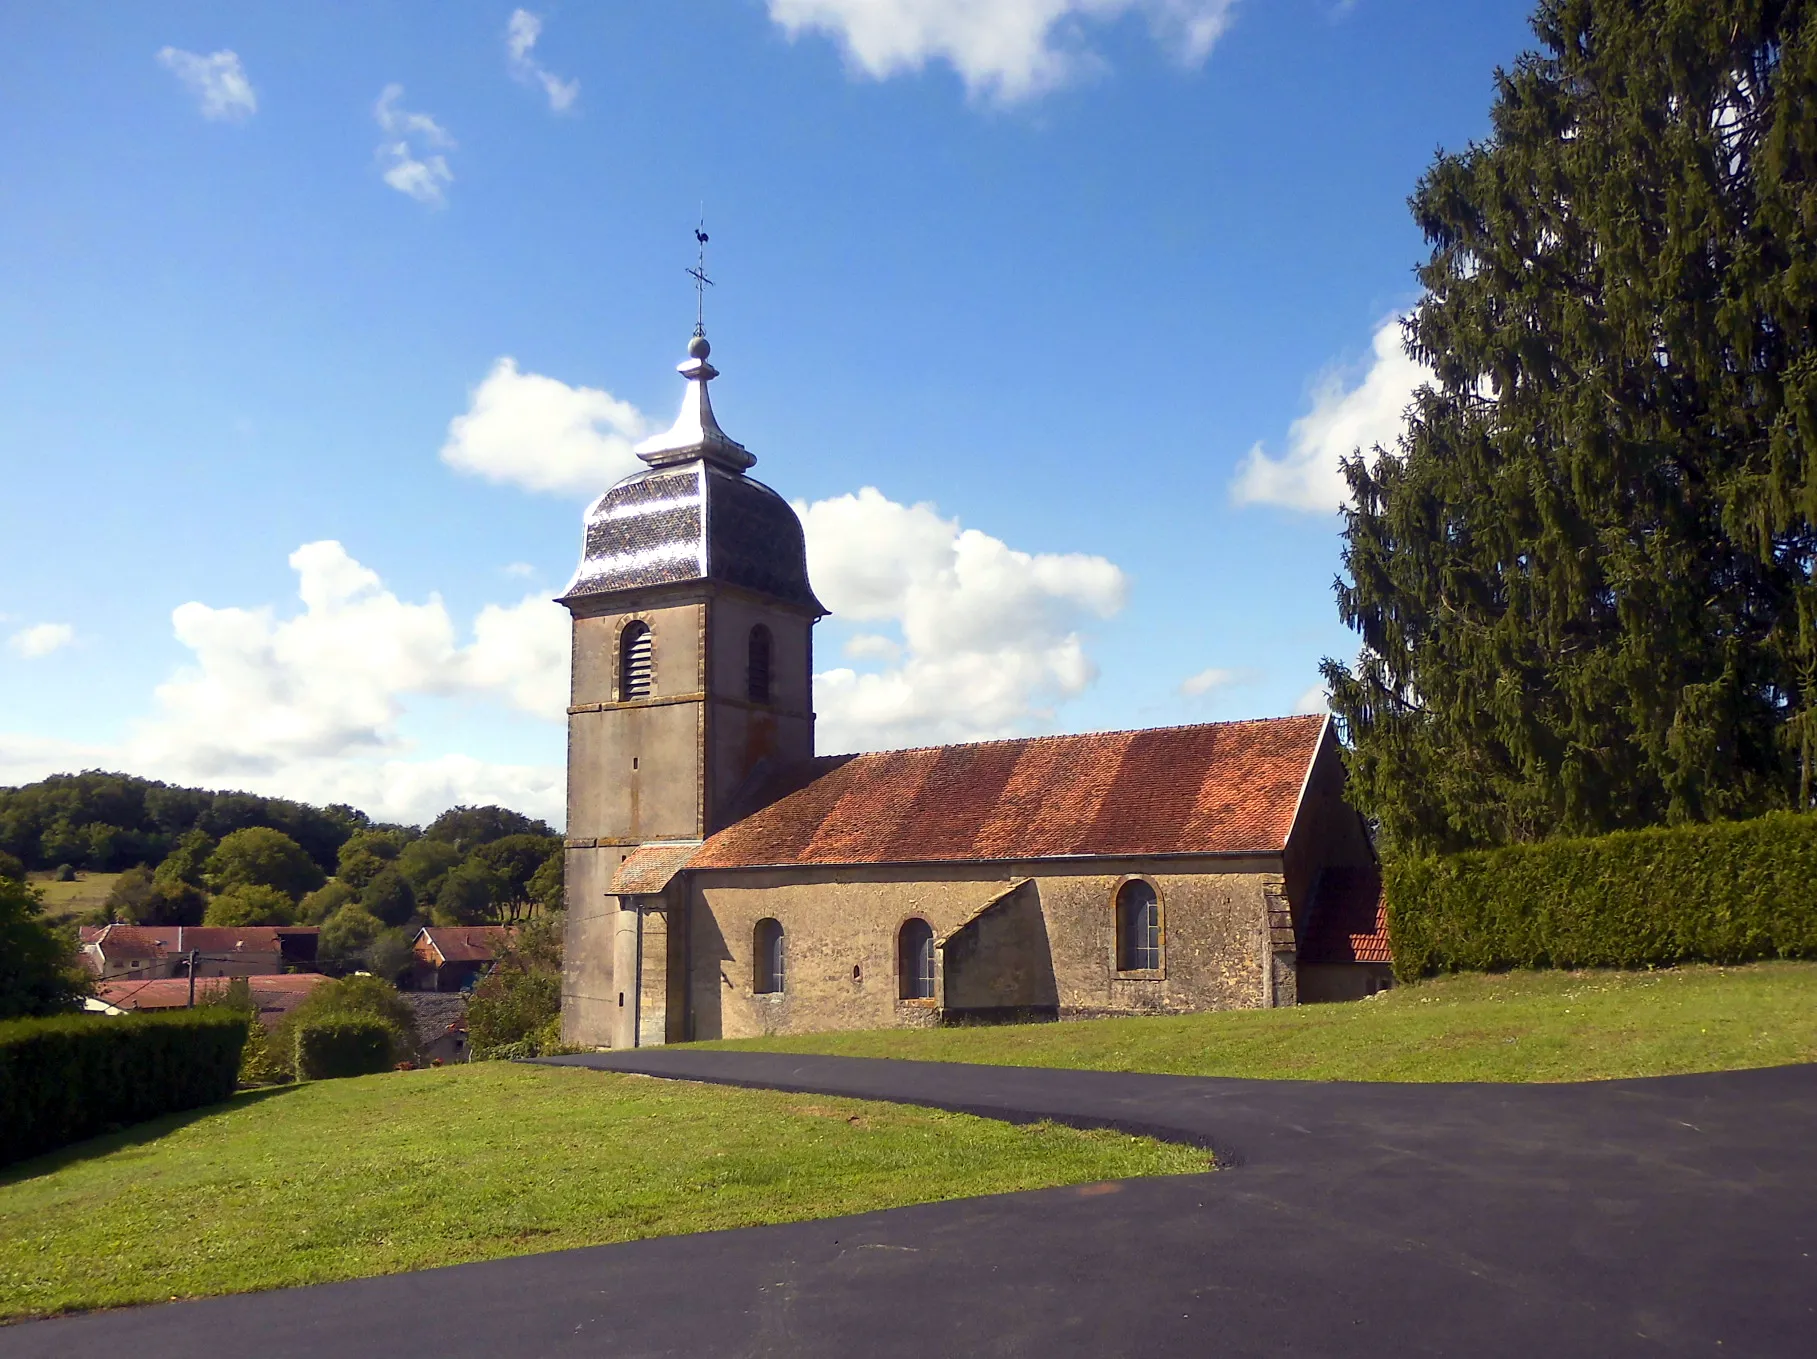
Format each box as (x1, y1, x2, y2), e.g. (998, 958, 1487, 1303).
(94, 973, 329, 1020)
(1299, 867, 1392, 964)
(690, 715, 1329, 870)
(89, 925, 317, 957)
(419, 926, 514, 964)
(611, 842, 703, 894)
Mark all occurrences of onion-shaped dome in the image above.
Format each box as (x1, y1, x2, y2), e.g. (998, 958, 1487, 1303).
(559, 333, 825, 614)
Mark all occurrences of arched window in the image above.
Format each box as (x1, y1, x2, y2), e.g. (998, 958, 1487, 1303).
(753, 918, 786, 994)
(747, 625, 773, 704)
(1116, 879, 1161, 971)
(898, 918, 935, 1000)
(619, 621, 653, 700)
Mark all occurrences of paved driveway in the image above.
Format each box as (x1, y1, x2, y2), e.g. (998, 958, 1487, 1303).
(7, 1052, 1815, 1357)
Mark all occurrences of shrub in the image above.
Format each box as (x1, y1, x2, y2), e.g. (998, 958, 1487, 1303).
(468, 912, 563, 1058)
(204, 882, 299, 927)
(1387, 810, 1817, 980)
(294, 1019, 393, 1080)
(0, 1009, 247, 1166)
(272, 974, 416, 1070)
(0, 875, 87, 1021)
(53, 863, 76, 882)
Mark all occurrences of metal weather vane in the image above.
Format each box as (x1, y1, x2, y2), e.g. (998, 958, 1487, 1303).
(686, 223, 713, 336)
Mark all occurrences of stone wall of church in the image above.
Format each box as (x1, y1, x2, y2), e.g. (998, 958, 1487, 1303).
(561, 844, 624, 1047)
(683, 857, 1283, 1041)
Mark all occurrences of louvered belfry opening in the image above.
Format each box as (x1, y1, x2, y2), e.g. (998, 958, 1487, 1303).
(620, 621, 654, 700)
(747, 624, 772, 704)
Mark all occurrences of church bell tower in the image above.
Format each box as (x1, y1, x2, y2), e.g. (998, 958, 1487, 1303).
(557, 326, 824, 1047)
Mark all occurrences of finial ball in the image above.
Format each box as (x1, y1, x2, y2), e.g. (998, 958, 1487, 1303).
(688, 333, 711, 360)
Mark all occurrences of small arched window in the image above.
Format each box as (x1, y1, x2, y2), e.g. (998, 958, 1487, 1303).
(753, 918, 786, 994)
(747, 625, 773, 704)
(619, 621, 653, 700)
(1116, 879, 1161, 971)
(898, 918, 935, 1000)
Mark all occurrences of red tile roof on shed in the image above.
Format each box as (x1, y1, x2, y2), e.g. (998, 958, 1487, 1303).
(420, 926, 515, 964)
(88, 925, 317, 957)
(94, 973, 328, 1016)
(690, 715, 1329, 870)
(1299, 867, 1393, 964)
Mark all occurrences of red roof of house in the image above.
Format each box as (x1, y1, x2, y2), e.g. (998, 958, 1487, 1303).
(88, 925, 317, 957)
(689, 716, 1329, 870)
(1299, 867, 1393, 964)
(611, 842, 703, 894)
(419, 926, 514, 965)
(94, 973, 329, 1018)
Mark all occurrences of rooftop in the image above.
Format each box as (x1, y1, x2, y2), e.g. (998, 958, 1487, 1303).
(690, 714, 1330, 870)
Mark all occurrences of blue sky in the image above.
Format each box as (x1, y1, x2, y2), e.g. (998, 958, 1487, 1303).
(0, 1, 1536, 824)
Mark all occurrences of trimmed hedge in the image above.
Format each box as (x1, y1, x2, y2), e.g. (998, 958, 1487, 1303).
(294, 1018, 393, 1081)
(0, 1009, 248, 1167)
(1387, 810, 1817, 979)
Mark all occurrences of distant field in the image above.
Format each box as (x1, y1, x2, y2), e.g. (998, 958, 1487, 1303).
(0, 1062, 1203, 1320)
(27, 871, 121, 925)
(701, 962, 1817, 1083)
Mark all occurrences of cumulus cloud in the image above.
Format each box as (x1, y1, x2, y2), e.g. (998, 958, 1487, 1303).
(1293, 680, 1330, 715)
(506, 9, 580, 112)
(0, 542, 569, 825)
(1179, 665, 1238, 697)
(441, 358, 651, 496)
(1232, 315, 1432, 514)
(8, 623, 75, 659)
(374, 84, 455, 206)
(799, 487, 1127, 751)
(768, 0, 1239, 101)
(156, 47, 257, 121)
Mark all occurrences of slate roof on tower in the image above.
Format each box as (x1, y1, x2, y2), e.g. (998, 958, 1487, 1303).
(688, 714, 1331, 870)
(559, 332, 824, 614)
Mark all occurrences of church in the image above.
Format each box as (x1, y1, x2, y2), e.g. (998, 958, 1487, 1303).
(558, 328, 1392, 1049)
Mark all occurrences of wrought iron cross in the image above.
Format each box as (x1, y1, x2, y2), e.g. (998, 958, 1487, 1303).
(686, 224, 713, 336)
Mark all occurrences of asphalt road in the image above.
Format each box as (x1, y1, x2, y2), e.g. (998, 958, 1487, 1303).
(7, 1050, 1814, 1357)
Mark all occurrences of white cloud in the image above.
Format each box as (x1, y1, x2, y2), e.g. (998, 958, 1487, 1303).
(374, 84, 455, 206)
(8, 623, 75, 659)
(1231, 315, 1432, 514)
(799, 487, 1127, 751)
(507, 10, 580, 113)
(442, 357, 651, 496)
(503, 561, 537, 578)
(1179, 665, 1238, 697)
(768, 0, 1239, 102)
(156, 47, 257, 121)
(1293, 680, 1330, 715)
(0, 542, 568, 825)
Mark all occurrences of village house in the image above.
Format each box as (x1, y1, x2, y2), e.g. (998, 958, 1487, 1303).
(87, 972, 329, 1027)
(408, 925, 514, 992)
(79, 924, 319, 980)
(559, 330, 1391, 1049)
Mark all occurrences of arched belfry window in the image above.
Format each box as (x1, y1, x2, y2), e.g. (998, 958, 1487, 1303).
(1116, 879, 1161, 971)
(754, 918, 786, 994)
(898, 919, 936, 1000)
(747, 625, 773, 704)
(620, 621, 653, 700)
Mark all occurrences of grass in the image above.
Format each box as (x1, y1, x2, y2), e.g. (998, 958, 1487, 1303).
(700, 962, 1817, 1083)
(0, 1062, 1204, 1321)
(28, 871, 120, 926)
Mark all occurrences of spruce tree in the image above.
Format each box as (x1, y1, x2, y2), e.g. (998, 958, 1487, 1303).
(1325, 0, 1817, 853)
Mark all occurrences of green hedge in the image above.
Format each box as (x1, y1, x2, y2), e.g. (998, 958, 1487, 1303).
(1387, 810, 1817, 979)
(294, 1018, 393, 1080)
(0, 1009, 248, 1167)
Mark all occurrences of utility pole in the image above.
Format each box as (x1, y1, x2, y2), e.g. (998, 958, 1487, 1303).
(185, 949, 199, 1007)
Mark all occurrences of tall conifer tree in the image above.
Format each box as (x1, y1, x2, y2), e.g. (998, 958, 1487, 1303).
(1325, 0, 1817, 853)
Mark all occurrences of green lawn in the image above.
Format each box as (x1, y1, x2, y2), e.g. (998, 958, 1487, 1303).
(29, 871, 120, 926)
(0, 1062, 1204, 1321)
(701, 962, 1817, 1083)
